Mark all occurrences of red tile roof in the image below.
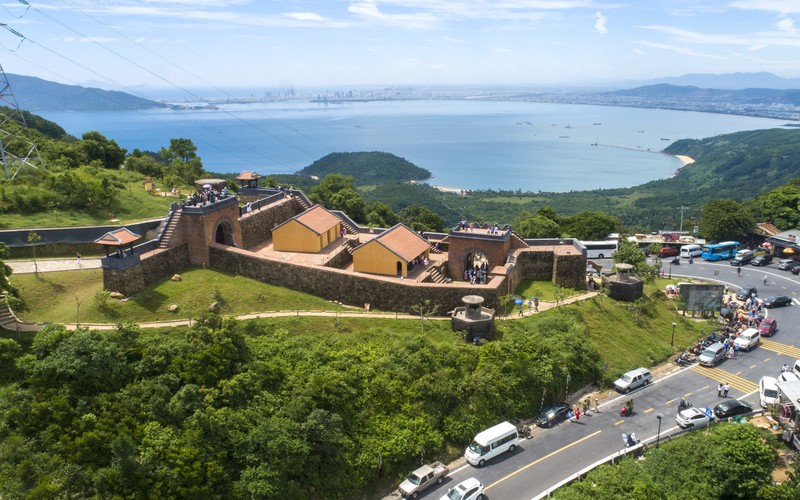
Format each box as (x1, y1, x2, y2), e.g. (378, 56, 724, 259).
(281, 205, 341, 235)
(366, 223, 430, 262)
(236, 171, 261, 181)
(94, 228, 141, 246)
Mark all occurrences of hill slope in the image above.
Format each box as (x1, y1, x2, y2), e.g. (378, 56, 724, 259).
(298, 151, 431, 185)
(7, 74, 166, 112)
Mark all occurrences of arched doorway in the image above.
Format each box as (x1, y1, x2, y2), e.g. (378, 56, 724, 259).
(215, 221, 234, 246)
(464, 250, 489, 283)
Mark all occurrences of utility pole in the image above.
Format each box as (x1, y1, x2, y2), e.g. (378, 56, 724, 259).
(0, 63, 45, 179)
(677, 206, 687, 233)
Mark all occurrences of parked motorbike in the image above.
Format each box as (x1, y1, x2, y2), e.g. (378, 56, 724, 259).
(672, 257, 680, 265)
(677, 398, 692, 411)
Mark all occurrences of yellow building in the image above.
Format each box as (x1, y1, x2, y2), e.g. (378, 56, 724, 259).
(272, 205, 342, 253)
(353, 223, 431, 277)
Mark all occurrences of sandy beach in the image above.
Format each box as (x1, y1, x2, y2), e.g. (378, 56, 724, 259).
(674, 154, 695, 166)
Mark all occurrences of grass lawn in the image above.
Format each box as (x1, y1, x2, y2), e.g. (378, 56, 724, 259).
(504, 279, 714, 383)
(11, 266, 347, 324)
(0, 181, 179, 229)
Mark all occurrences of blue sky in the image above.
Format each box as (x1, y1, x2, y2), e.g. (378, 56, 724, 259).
(2, 0, 800, 92)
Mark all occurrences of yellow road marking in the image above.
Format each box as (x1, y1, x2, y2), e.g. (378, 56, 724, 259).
(486, 430, 603, 491)
(689, 365, 758, 393)
(666, 398, 676, 404)
(644, 408, 653, 413)
(700, 385, 709, 390)
(684, 392, 693, 397)
(615, 420, 624, 426)
(750, 365, 757, 369)
(761, 339, 800, 359)
(764, 358, 772, 362)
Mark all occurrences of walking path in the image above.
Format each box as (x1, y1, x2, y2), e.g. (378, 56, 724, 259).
(7, 257, 101, 274)
(68, 291, 598, 331)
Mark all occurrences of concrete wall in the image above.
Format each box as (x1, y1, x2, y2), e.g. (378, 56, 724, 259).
(239, 198, 302, 249)
(103, 244, 190, 296)
(181, 199, 243, 265)
(210, 244, 505, 313)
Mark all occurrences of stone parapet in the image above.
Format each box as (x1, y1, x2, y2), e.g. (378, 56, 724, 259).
(210, 245, 504, 313)
(102, 245, 189, 296)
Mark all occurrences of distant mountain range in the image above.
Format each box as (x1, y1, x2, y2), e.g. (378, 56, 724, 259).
(637, 72, 800, 90)
(6, 74, 165, 112)
(6, 71, 800, 112)
(604, 84, 800, 105)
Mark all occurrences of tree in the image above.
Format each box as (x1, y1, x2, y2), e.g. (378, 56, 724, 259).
(758, 179, 800, 230)
(562, 211, 620, 240)
(399, 204, 445, 232)
(329, 187, 366, 222)
(27, 231, 42, 277)
(160, 138, 198, 163)
(309, 174, 356, 207)
(699, 199, 755, 241)
(514, 212, 561, 238)
(411, 299, 440, 333)
(365, 201, 398, 228)
(81, 131, 127, 169)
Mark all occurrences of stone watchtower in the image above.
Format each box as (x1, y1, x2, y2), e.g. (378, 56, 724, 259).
(604, 263, 644, 302)
(181, 196, 242, 265)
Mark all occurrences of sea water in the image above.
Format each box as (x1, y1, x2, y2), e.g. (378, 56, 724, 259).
(39, 100, 787, 192)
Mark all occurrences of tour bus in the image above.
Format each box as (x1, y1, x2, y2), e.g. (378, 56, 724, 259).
(581, 240, 619, 259)
(464, 421, 519, 467)
(680, 244, 702, 259)
(701, 241, 740, 261)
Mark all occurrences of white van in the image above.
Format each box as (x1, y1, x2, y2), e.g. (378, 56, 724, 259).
(613, 367, 653, 393)
(680, 244, 702, 259)
(793, 359, 800, 378)
(464, 421, 518, 467)
(760, 376, 780, 408)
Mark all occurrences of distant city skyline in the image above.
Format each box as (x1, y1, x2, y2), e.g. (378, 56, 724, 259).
(2, 1, 800, 97)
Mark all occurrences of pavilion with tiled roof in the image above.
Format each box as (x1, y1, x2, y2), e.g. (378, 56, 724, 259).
(352, 223, 430, 277)
(272, 205, 342, 253)
(236, 171, 261, 188)
(94, 228, 141, 258)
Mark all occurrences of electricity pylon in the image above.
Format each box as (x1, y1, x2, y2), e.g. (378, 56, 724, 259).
(0, 63, 44, 179)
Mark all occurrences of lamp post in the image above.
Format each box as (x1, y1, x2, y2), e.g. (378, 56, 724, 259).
(668, 259, 673, 279)
(656, 413, 663, 449)
(671, 322, 677, 347)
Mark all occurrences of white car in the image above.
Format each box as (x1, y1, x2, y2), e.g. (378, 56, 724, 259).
(441, 477, 485, 500)
(734, 328, 761, 352)
(675, 407, 713, 428)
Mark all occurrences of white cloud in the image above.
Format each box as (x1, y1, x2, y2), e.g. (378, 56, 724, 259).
(776, 17, 797, 34)
(730, 0, 800, 15)
(635, 40, 728, 59)
(594, 11, 607, 34)
(283, 12, 326, 22)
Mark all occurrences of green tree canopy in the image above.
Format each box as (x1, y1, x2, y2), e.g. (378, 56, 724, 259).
(514, 212, 561, 238)
(699, 199, 755, 241)
(81, 131, 127, 170)
(399, 204, 446, 232)
(562, 211, 620, 240)
(758, 179, 800, 230)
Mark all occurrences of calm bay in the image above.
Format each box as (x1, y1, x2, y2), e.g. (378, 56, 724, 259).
(40, 100, 788, 192)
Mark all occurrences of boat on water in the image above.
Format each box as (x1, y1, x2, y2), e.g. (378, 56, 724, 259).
(661, 138, 670, 141)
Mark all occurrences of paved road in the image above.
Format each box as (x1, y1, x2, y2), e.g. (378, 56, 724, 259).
(393, 257, 800, 500)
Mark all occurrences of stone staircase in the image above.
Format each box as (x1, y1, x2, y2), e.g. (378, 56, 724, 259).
(425, 265, 448, 284)
(510, 232, 529, 248)
(158, 210, 182, 249)
(0, 294, 40, 332)
(343, 237, 360, 255)
(340, 219, 359, 235)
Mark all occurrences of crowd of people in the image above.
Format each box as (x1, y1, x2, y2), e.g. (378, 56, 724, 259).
(185, 186, 230, 207)
(465, 262, 490, 284)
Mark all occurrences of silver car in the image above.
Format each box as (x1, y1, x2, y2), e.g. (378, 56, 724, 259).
(676, 407, 712, 428)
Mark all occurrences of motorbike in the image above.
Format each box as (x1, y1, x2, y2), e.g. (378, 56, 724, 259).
(677, 399, 692, 411)
(622, 432, 640, 447)
(671, 257, 680, 265)
(620, 399, 634, 417)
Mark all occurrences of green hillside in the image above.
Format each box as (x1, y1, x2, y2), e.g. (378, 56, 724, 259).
(298, 151, 431, 185)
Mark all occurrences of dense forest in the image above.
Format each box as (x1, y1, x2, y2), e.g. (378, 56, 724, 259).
(297, 151, 431, 185)
(0, 314, 599, 497)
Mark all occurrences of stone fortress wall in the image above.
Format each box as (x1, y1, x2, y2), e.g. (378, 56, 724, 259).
(102, 190, 587, 313)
